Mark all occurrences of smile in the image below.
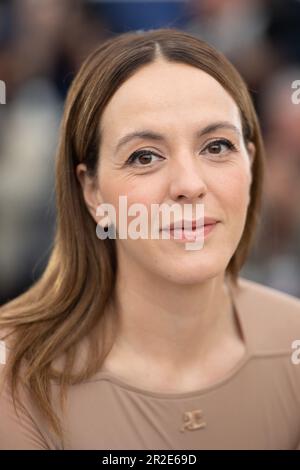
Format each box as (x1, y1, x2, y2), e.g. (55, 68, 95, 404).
(161, 222, 219, 242)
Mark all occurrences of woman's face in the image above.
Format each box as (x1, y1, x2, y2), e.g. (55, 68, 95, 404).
(78, 59, 255, 284)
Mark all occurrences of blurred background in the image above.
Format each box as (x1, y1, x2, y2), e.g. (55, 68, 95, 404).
(0, 0, 300, 304)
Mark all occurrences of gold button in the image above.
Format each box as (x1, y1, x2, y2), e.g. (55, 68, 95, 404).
(180, 409, 207, 432)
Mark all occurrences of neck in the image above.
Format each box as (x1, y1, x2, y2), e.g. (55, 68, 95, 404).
(104, 261, 240, 380)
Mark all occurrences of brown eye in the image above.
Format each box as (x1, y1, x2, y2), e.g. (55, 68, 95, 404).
(137, 154, 153, 165)
(125, 150, 164, 167)
(203, 139, 236, 156)
(208, 142, 223, 154)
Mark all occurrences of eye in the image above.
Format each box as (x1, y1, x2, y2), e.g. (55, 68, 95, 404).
(202, 138, 237, 156)
(125, 150, 164, 167)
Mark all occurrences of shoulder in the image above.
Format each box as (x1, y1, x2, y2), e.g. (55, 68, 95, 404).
(234, 276, 300, 315)
(231, 277, 300, 354)
(0, 328, 62, 450)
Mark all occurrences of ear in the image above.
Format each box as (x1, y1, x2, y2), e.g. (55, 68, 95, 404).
(247, 142, 255, 169)
(76, 163, 103, 223)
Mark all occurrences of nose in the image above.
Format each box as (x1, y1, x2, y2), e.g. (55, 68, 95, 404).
(168, 153, 208, 202)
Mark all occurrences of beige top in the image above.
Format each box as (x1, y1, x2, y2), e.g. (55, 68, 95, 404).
(0, 277, 300, 450)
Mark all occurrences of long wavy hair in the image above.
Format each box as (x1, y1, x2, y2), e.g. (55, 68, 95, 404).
(0, 28, 265, 445)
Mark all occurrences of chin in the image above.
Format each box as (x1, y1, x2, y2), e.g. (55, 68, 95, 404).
(159, 259, 226, 285)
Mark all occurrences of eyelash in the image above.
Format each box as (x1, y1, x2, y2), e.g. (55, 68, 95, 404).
(124, 138, 238, 167)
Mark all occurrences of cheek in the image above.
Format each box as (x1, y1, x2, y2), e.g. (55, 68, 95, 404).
(212, 164, 251, 215)
(98, 172, 164, 229)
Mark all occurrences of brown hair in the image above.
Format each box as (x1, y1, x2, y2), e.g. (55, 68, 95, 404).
(0, 28, 265, 445)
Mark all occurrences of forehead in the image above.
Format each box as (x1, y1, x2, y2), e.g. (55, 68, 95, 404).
(100, 60, 242, 138)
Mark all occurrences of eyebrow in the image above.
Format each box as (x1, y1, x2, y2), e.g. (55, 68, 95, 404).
(114, 121, 242, 153)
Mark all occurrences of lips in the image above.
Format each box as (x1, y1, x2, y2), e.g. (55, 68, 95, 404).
(161, 217, 219, 232)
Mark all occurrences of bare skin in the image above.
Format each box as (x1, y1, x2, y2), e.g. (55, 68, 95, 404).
(100, 273, 246, 393)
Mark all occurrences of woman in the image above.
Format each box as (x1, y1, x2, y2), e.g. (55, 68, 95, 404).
(0, 28, 300, 450)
